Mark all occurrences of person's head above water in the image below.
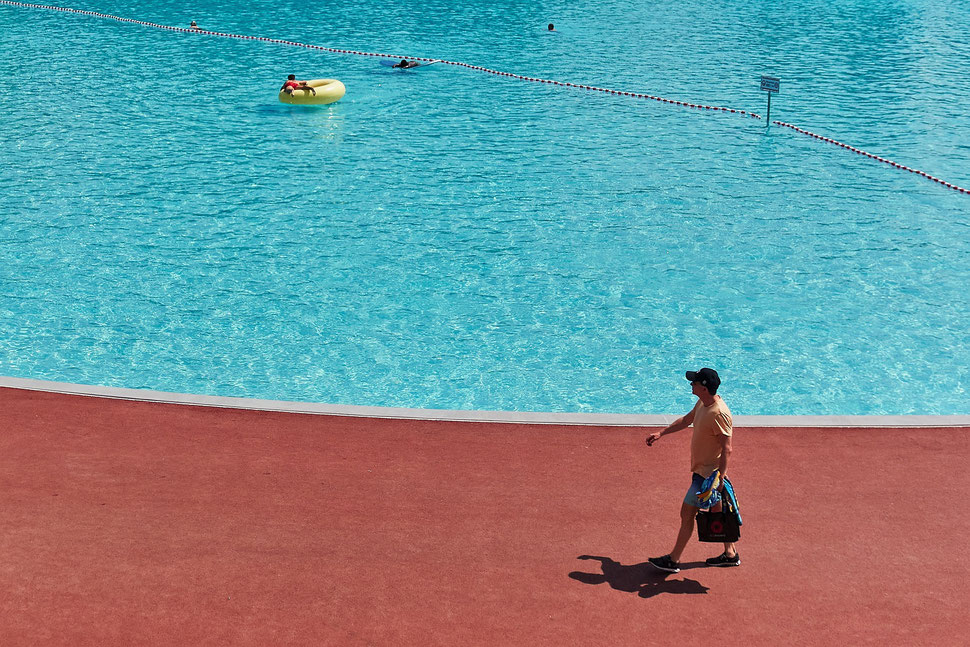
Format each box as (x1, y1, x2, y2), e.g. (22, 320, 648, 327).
(548, 23, 555, 30)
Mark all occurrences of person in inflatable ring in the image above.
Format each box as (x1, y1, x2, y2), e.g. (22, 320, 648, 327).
(281, 74, 316, 95)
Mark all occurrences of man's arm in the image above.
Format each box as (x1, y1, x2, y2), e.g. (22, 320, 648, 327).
(645, 408, 695, 446)
(717, 433, 732, 485)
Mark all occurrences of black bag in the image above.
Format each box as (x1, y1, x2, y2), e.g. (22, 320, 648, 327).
(696, 498, 740, 543)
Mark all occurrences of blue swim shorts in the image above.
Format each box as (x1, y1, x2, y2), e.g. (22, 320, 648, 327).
(683, 472, 720, 509)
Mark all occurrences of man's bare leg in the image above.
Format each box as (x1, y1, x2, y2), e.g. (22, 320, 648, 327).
(669, 501, 698, 562)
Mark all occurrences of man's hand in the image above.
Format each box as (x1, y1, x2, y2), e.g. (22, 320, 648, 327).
(645, 432, 662, 446)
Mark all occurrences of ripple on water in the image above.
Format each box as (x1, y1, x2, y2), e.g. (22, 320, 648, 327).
(0, 0, 968, 414)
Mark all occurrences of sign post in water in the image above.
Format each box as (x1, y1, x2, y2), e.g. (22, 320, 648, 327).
(761, 76, 780, 122)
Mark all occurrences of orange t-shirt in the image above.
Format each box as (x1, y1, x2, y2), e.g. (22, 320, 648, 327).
(690, 396, 733, 477)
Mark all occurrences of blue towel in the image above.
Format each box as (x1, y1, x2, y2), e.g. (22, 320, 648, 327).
(722, 476, 742, 526)
(699, 471, 742, 526)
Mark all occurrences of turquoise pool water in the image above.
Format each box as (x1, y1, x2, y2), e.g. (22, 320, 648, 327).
(1, 1, 968, 415)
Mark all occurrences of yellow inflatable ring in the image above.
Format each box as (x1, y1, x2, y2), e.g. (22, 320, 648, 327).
(279, 79, 346, 105)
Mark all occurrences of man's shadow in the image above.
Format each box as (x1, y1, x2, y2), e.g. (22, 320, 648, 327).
(569, 555, 709, 599)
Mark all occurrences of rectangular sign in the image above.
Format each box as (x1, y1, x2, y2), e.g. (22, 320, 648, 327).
(761, 76, 780, 93)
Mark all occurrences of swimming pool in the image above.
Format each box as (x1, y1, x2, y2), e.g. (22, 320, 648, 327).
(1, 0, 968, 415)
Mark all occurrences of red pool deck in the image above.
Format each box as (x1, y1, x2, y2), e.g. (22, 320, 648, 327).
(1, 386, 967, 646)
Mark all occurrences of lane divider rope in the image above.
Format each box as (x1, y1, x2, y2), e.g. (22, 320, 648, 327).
(773, 122, 969, 194)
(0, 1, 760, 118)
(3, 0, 967, 195)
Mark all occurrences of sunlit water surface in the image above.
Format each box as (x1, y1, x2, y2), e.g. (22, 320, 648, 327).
(1, 0, 968, 414)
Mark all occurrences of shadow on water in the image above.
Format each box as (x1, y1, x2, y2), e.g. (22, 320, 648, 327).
(569, 555, 709, 599)
(254, 103, 341, 116)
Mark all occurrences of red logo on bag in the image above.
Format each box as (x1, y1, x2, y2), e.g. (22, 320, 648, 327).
(710, 520, 724, 534)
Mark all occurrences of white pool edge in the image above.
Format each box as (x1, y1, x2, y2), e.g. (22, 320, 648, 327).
(3, 376, 969, 428)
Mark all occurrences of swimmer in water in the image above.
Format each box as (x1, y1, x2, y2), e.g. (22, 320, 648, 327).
(281, 74, 316, 95)
(190, 20, 199, 29)
(392, 59, 419, 69)
(548, 23, 555, 31)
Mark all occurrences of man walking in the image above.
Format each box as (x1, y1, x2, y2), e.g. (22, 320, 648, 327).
(644, 368, 739, 572)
